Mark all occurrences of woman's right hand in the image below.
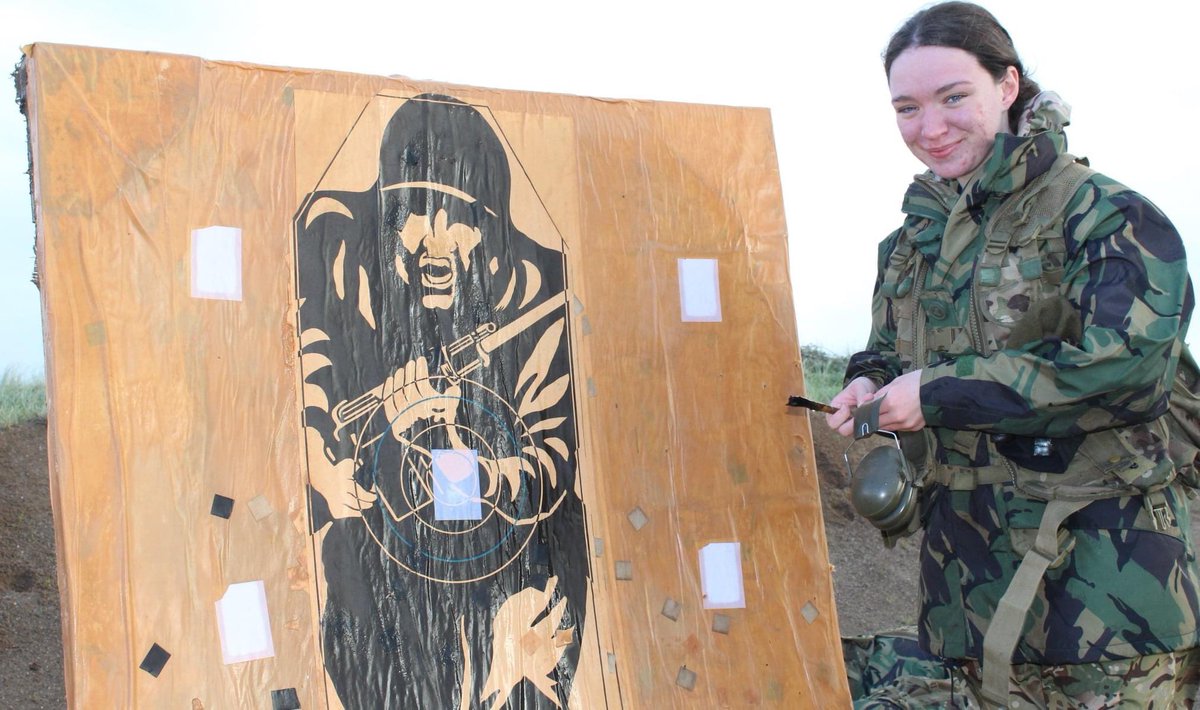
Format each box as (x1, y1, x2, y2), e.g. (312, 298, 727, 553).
(826, 377, 879, 437)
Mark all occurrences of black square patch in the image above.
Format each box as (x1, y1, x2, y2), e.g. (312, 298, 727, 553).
(210, 494, 235, 519)
(138, 643, 170, 677)
(271, 687, 301, 709)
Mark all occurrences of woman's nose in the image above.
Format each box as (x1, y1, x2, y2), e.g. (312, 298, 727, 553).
(920, 110, 949, 140)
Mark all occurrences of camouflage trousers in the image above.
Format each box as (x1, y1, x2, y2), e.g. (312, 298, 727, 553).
(846, 628, 1200, 708)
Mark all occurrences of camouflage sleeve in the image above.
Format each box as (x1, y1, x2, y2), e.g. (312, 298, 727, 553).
(920, 178, 1193, 437)
(844, 229, 906, 387)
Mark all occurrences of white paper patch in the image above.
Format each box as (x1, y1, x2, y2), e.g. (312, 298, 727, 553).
(678, 258, 721, 322)
(215, 580, 275, 664)
(432, 449, 482, 521)
(191, 226, 243, 301)
(699, 542, 745, 609)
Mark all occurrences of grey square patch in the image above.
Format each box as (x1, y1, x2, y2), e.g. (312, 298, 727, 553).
(247, 494, 274, 521)
(675, 666, 697, 691)
(607, 652, 617, 673)
(801, 601, 820, 624)
(593, 536, 605, 558)
(615, 560, 633, 581)
(661, 598, 681, 621)
(627, 507, 649, 531)
(712, 613, 731, 634)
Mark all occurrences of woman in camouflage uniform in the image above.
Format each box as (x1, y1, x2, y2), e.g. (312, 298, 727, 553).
(828, 2, 1200, 706)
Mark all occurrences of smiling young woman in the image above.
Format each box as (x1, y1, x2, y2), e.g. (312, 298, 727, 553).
(826, 1, 1200, 707)
(887, 46, 1018, 182)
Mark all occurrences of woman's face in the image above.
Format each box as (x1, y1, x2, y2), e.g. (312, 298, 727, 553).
(888, 46, 1019, 180)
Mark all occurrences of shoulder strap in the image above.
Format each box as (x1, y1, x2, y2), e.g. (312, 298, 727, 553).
(985, 156, 1092, 249)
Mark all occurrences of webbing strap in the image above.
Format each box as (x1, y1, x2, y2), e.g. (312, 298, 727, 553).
(932, 464, 1013, 490)
(980, 498, 1089, 706)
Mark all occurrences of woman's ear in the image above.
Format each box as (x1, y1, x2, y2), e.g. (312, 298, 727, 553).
(1000, 65, 1020, 110)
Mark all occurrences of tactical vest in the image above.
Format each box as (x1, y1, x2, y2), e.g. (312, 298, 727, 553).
(884, 154, 1185, 510)
(880, 154, 1200, 704)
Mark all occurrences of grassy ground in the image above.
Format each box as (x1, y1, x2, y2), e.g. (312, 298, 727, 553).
(800, 346, 849, 404)
(0, 370, 46, 429)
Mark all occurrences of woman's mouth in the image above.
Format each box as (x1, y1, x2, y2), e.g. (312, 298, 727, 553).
(926, 142, 958, 160)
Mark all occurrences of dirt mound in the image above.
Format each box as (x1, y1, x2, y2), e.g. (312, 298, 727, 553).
(0, 419, 64, 709)
(0, 415, 916, 707)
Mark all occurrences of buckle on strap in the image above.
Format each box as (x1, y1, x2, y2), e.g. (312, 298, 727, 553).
(1147, 490, 1177, 531)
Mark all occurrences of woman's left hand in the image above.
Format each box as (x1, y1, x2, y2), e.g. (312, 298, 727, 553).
(874, 369, 926, 431)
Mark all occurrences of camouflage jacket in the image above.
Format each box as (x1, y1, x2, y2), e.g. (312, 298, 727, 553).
(846, 119, 1200, 664)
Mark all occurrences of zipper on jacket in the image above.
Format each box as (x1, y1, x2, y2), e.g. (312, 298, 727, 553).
(913, 258, 929, 367)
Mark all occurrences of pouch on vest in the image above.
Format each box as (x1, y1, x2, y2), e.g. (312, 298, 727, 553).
(1166, 343, 1200, 491)
(992, 433, 1084, 474)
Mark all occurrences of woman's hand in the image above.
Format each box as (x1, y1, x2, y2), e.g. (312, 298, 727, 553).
(826, 371, 926, 436)
(826, 377, 879, 437)
(874, 369, 925, 432)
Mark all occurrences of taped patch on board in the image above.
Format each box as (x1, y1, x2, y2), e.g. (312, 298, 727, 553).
(271, 687, 301, 710)
(84, 321, 106, 347)
(700, 542, 746, 609)
(191, 226, 243, 301)
(247, 495, 274, 521)
(615, 560, 633, 581)
(210, 494, 234, 519)
(677, 258, 721, 322)
(712, 613, 731, 634)
(139, 643, 170, 677)
(216, 580, 275, 664)
(676, 665, 698, 691)
(661, 597, 682, 621)
(430, 449, 482, 521)
(627, 506, 649, 531)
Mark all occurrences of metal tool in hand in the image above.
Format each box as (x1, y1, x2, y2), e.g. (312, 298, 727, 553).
(786, 395, 838, 414)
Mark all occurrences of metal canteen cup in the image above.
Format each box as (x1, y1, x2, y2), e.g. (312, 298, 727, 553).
(843, 395, 919, 536)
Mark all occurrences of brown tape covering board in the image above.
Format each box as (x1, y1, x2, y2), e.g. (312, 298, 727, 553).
(21, 42, 848, 708)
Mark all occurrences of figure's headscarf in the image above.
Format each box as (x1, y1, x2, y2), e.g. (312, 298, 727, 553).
(375, 94, 532, 369)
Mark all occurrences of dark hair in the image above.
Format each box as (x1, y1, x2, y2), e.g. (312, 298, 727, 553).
(884, 1, 1040, 132)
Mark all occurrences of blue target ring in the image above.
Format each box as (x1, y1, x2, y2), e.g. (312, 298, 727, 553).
(368, 392, 532, 565)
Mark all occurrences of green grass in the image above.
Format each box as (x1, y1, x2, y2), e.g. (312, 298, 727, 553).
(801, 346, 850, 404)
(0, 369, 47, 428)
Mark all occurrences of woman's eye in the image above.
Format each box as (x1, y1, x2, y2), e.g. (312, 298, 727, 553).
(946, 94, 967, 105)
(896, 105, 917, 115)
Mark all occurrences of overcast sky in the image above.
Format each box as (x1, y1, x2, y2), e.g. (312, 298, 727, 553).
(2, 0, 1196, 376)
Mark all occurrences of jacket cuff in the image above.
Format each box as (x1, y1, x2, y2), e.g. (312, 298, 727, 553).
(844, 351, 902, 388)
(918, 362, 959, 426)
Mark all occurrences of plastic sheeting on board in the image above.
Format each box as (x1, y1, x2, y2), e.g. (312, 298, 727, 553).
(23, 42, 849, 708)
